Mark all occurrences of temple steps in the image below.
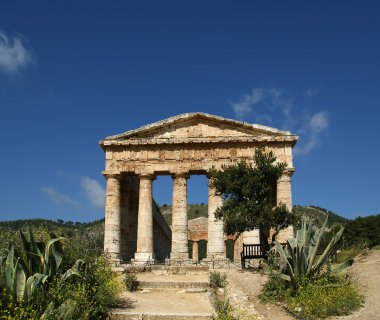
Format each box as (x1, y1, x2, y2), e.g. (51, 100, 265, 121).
(108, 271, 214, 320)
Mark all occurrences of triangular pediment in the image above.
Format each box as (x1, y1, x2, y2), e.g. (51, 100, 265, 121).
(100, 113, 297, 145)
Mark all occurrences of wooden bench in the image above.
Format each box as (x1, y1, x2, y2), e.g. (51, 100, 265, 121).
(240, 244, 264, 269)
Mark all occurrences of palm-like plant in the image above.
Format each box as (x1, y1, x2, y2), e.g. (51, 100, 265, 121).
(272, 215, 353, 289)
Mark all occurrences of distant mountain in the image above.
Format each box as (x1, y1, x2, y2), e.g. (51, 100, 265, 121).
(292, 205, 347, 227)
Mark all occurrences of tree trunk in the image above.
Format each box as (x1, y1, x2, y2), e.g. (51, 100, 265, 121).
(259, 226, 270, 259)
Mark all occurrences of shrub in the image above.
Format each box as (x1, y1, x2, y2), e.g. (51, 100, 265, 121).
(83, 256, 123, 317)
(210, 271, 227, 289)
(215, 298, 237, 320)
(336, 242, 367, 263)
(287, 276, 363, 319)
(0, 228, 121, 320)
(124, 270, 138, 292)
(46, 256, 122, 319)
(258, 276, 289, 303)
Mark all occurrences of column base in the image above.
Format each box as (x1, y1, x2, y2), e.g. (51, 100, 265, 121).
(206, 252, 226, 260)
(170, 252, 190, 260)
(202, 257, 231, 269)
(107, 258, 122, 267)
(132, 252, 155, 264)
(169, 258, 194, 266)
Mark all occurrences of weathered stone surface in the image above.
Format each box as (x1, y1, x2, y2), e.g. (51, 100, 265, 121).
(207, 179, 225, 260)
(101, 113, 297, 263)
(276, 169, 294, 242)
(135, 174, 155, 261)
(171, 173, 189, 260)
(104, 174, 122, 260)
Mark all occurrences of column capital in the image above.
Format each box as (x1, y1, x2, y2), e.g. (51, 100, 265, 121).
(280, 167, 295, 179)
(102, 171, 122, 180)
(139, 173, 156, 181)
(170, 171, 190, 180)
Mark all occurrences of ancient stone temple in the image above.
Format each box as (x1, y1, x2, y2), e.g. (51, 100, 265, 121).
(99, 113, 298, 263)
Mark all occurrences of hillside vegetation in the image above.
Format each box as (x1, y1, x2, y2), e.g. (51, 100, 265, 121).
(1, 205, 379, 253)
(292, 205, 348, 226)
(160, 203, 208, 226)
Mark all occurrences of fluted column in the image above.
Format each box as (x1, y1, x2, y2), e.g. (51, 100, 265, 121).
(104, 173, 122, 261)
(171, 172, 189, 260)
(207, 178, 225, 259)
(277, 168, 295, 241)
(134, 174, 155, 261)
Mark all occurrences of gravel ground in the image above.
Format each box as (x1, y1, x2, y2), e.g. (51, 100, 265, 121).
(224, 250, 380, 320)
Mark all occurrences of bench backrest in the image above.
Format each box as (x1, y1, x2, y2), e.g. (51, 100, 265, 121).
(242, 244, 263, 257)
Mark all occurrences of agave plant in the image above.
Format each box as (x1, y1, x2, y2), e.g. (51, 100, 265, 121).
(0, 245, 27, 300)
(272, 215, 353, 289)
(0, 228, 85, 302)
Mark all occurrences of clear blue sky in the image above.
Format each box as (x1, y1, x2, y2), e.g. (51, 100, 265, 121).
(0, 1, 379, 222)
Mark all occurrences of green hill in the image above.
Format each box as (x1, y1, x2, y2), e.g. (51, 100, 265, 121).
(292, 205, 348, 227)
(4, 205, 377, 255)
(0, 218, 105, 259)
(160, 203, 208, 226)
(159, 204, 348, 228)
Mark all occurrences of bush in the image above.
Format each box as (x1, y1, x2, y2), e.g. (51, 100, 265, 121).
(210, 271, 227, 289)
(215, 298, 237, 320)
(259, 276, 289, 303)
(83, 256, 123, 317)
(46, 255, 122, 319)
(336, 243, 367, 264)
(260, 274, 363, 319)
(124, 271, 138, 292)
(287, 276, 363, 319)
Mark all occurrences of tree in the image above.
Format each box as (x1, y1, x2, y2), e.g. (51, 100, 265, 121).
(209, 148, 297, 255)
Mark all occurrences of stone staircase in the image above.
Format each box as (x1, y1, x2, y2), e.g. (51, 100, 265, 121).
(109, 267, 215, 320)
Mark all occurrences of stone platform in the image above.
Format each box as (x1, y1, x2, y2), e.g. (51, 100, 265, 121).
(109, 270, 214, 320)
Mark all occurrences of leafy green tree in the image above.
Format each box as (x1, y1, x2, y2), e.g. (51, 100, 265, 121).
(209, 148, 297, 254)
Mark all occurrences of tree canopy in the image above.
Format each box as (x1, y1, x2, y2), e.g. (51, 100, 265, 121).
(209, 148, 296, 250)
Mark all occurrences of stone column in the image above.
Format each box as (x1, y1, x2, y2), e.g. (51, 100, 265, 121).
(134, 174, 155, 261)
(171, 172, 189, 260)
(276, 168, 295, 242)
(192, 241, 199, 262)
(127, 177, 139, 261)
(207, 178, 225, 259)
(120, 179, 129, 260)
(104, 173, 122, 261)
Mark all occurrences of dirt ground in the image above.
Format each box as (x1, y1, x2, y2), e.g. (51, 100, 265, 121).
(224, 269, 293, 320)
(331, 249, 380, 320)
(224, 249, 380, 320)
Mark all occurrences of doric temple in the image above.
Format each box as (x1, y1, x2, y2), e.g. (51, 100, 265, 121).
(99, 113, 298, 263)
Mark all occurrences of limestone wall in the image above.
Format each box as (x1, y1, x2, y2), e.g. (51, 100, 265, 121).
(188, 217, 208, 241)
